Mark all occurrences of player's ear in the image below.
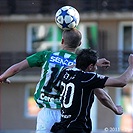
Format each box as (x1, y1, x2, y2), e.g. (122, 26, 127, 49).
(85, 64, 92, 72)
(61, 38, 64, 44)
(87, 64, 94, 71)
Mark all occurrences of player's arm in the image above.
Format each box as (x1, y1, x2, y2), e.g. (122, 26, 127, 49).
(94, 88, 123, 115)
(105, 54, 133, 87)
(0, 59, 29, 83)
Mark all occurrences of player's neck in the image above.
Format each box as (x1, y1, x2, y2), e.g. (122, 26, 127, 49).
(63, 47, 76, 53)
(62, 45, 76, 53)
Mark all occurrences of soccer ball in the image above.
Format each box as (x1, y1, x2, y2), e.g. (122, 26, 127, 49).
(55, 6, 80, 30)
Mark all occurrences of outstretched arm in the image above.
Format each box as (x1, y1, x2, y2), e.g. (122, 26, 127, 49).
(94, 88, 123, 115)
(105, 54, 133, 87)
(0, 59, 29, 83)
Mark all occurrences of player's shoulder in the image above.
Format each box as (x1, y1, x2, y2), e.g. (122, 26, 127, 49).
(52, 51, 61, 55)
(63, 67, 82, 76)
(65, 67, 80, 71)
(34, 50, 52, 56)
(59, 49, 76, 55)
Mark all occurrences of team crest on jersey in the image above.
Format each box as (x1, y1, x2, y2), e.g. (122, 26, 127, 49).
(49, 54, 76, 67)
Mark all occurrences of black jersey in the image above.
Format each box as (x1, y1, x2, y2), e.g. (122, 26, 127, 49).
(52, 67, 108, 132)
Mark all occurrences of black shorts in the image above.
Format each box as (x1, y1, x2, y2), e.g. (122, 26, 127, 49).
(51, 122, 91, 133)
(54, 128, 88, 133)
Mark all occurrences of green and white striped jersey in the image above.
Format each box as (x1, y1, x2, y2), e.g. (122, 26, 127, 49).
(26, 50, 77, 109)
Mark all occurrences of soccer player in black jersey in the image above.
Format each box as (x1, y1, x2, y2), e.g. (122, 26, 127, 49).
(51, 48, 133, 133)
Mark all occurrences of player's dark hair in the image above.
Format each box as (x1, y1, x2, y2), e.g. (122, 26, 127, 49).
(76, 48, 98, 71)
(62, 28, 82, 48)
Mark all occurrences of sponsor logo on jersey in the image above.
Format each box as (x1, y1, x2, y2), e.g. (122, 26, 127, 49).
(49, 54, 75, 67)
(61, 114, 71, 118)
(40, 92, 60, 102)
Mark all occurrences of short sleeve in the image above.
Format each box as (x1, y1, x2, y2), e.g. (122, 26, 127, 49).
(26, 51, 49, 67)
(82, 72, 109, 89)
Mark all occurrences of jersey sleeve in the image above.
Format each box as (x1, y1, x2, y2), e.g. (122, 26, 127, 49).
(26, 51, 49, 67)
(82, 72, 108, 89)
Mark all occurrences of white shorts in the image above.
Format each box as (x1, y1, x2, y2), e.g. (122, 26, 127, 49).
(36, 108, 61, 133)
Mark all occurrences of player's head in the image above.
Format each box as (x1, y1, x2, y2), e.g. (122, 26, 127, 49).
(76, 48, 98, 71)
(62, 28, 82, 49)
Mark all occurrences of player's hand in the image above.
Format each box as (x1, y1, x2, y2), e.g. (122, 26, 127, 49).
(114, 105, 123, 115)
(96, 58, 110, 69)
(0, 78, 11, 84)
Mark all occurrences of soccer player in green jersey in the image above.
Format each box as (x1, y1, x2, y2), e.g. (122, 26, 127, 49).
(0, 29, 122, 133)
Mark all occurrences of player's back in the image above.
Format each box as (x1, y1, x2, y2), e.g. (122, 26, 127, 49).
(34, 49, 77, 109)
